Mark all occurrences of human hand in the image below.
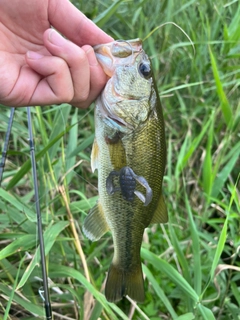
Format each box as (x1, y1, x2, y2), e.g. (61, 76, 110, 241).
(0, 0, 113, 108)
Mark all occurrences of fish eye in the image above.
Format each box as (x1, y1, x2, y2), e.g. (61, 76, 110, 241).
(138, 62, 152, 79)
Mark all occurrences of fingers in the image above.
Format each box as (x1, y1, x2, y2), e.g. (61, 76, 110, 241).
(43, 29, 91, 106)
(48, 0, 113, 46)
(24, 29, 108, 108)
(81, 45, 108, 108)
(43, 29, 107, 108)
(25, 53, 74, 106)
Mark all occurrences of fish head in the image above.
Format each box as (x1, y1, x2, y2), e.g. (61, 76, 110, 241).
(94, 39, 156, 131)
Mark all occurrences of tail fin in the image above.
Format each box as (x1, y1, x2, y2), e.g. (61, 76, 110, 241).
(105, 263, 145, 302)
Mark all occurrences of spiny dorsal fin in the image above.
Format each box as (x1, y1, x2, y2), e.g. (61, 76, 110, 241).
(83, 202, 109, 241)
(150, 194, 168, 224)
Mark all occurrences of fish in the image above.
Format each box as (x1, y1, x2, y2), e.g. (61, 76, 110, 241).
(83, 39, 168, 303)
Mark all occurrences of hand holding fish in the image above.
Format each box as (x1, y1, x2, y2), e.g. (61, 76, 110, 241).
(83, 39, 168, 302)
(0, 0, 112, 108)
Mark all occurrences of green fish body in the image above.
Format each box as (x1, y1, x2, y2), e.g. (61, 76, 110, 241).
(83, 39, 167, 302)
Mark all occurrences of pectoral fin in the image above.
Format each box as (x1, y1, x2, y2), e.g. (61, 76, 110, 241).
(150, 194, 168, 224)
(91, 138, 99, 173)
(83, 202, 109, 241)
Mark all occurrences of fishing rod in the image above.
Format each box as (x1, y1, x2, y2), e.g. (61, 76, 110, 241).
(27, 107, 52, 319)
(0, 107, 52, 319)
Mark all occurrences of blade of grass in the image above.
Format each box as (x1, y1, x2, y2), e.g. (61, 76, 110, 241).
(209, 46, 233, 126)
(143, 264, 178, 319)
(184, 190, 202, 295)
(197, 304, 215, 320)
(0, 283, 45, 317)
(94, 0, 124, 28)
(180, 114, 213, 174)
(68, 133, 95, 158)
(168, 222, 191, 284)
(50, 264, 129, 320)
(141, 248, 199, 304)
(3, 255, 25, 320)
(65, 109, 78, 184)
(211, 143, 240, 199)
(202, 175, 238, 298)
(17, 221, 69, 289)
(6, 122, 76, 190)
(175, 313, 195, 320)
(0, 188, 36, 221)
(202, 113, 214, 202)
(0, 234, 36, 260)
(45, 105, 71, 166)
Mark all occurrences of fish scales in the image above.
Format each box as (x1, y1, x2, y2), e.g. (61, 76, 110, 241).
(82, 39, 168, 302)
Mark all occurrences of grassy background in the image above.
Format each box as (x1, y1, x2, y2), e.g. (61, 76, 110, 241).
(0, 0, 239, 319)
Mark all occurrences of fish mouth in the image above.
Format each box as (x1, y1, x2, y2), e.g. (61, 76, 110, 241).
(94, 39, 143, 77)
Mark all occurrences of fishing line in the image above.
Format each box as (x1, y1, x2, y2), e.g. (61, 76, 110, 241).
(0, 107, 15, 186)
(143, 21, 195, 56)
(27, 107, 52, 320)
(58, 104, 99, 191)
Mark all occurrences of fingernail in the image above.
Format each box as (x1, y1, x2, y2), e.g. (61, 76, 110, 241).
(27, 51, 44, 59)
(49, 29, 65, 46)
(86, 47, 98, 66)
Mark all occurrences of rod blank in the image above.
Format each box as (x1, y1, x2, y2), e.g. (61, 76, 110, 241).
(27, 107, 52, 320)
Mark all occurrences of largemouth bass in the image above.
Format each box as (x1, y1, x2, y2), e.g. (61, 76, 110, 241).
(83, 39, 168, 302)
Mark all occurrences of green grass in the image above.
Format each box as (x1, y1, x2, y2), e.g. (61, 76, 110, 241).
(0, 0, 239, 319)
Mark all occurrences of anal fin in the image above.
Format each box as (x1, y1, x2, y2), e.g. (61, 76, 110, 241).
(83, 202, 109, 241)
(150, 194, 168, 224)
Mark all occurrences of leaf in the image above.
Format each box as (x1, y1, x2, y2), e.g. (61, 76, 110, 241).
(209, 46, 233, 126)
(3, 256, 25, 320)
(176, 313, 195, 320)
(65, 109, 78, 183)
(211, 144, 240, 198)
(141, 248, 199, 303)
(201, 207, 229, 296)
(175, 114, 212, 177)
(94, 0, 124, 28)
(0, 234, 36, 259)
(68, 133, 95, 158)
(143, 264, 178, 319)
(0, 188, 36, 221)
(6, 122, 76, 190)
(17, 221, 69, 289)
(168, 222, 191, 284)
(181, 115, 212, 172)
(0, 283, 44, 317)
(197, 304, 215, 320)
(202, 114, 214, 201)
(185, 192, 202, 295)
(46, 105, 71, 164)
(50, 264, 129, 320)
